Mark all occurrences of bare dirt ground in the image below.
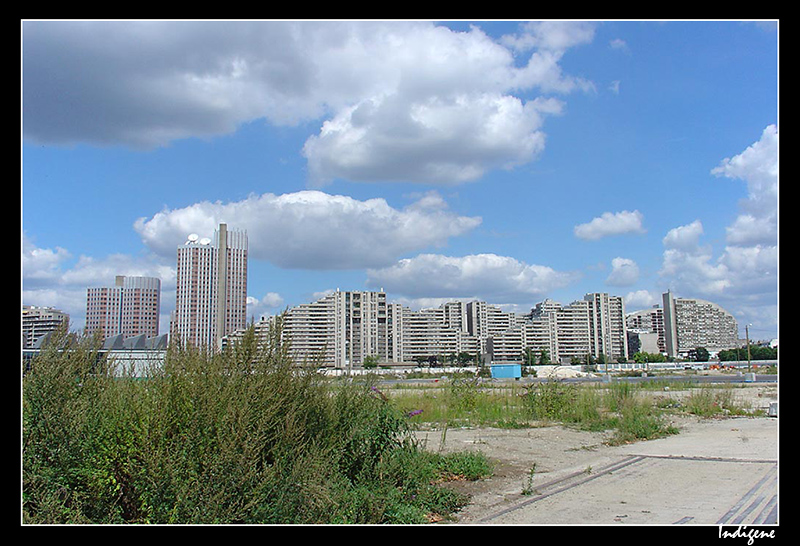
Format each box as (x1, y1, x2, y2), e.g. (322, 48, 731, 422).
(415, 382, 779, 525)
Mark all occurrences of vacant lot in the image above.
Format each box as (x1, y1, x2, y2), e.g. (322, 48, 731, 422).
(412, 381, 778, 524)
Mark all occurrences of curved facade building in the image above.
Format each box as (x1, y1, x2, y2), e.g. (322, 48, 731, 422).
(662, 291, 739, 357)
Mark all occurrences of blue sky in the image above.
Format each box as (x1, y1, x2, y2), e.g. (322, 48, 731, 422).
(22, 20, 779, 342)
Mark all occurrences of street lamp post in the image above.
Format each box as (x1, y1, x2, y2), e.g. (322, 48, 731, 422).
(745, 324, 752, 374)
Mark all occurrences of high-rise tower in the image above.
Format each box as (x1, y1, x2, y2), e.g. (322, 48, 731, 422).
(86, 275, 161, 339)
(584, 292, 628, 362)
(172, 223, 247, 349)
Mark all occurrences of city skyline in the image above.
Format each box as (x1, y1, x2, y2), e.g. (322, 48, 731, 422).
(22, 20, 779, 342)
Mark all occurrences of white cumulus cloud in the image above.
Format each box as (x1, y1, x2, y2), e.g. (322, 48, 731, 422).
(659, 126, 778, 310)
(662, 220, 704, 251)
(134, 190, 481, 270)
(606, 257, 640, 287)
(23, 20, 596, 186)
(711, 124, 778, 246)
(574, 210, 646, 241)
(624, 290, 660, 311)
(366, 253, 579, 302)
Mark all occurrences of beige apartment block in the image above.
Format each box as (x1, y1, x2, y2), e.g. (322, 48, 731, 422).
(22, 305, 69, 348)
(662, 290, 739, 357)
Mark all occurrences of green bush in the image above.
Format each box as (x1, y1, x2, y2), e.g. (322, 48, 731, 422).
(607, 399, 679, 445)
(520, 380, 678, 444)
(22, 326, 490, 524)
(523, 380, 577, 421)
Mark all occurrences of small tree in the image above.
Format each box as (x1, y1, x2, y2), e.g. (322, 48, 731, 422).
(688, 347, 709, 362)
(457, 351, 474, 366)
(362, 355, 380, 369)
(521, 347, 537, 367)
(538, 349, 551, 365)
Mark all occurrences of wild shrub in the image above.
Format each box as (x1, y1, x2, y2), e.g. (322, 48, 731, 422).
(523, 380, 577, 421)
(447, 377, 482, 413)
(684, 386, 753, 417)
(22, 325, 490, 524)
(608, 399, 679, 445)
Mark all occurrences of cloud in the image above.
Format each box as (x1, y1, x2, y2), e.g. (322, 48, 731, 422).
(22, 233, 177, 331)
(717, 244, 778, 298)
(659, 220, 732, 296)
(303, 94, 561, 186)
(23, 233, 175, 290)
(659, 125, 778, 308)
(501, 21, 596, 53)
(609, 38, 630, 54)
(247, 292, 285, 321)
(662, 219, 704, 251)
(366, 253, 579, 302)
(711, 124, 778, 246)
(23, 20, 595, 185)
(660, 247, 732, 296)
(606, 257, 639, 287)
(21, 233, 72, 288)
(623, 290, 660, 311)
(574, 210, 646, 240)
(659, 236, 778, 300)
(133, 190, 482, 270)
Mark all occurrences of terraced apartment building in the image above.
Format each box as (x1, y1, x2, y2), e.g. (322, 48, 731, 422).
(244, 291, 629, 368)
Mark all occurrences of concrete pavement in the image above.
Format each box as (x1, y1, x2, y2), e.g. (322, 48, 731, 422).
(472, 417, 778, 525)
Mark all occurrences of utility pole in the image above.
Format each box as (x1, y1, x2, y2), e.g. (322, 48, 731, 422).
(745, 324, 752, 373)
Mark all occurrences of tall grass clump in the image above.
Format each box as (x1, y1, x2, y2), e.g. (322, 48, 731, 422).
(23, 325, 489, 524)
(521, 380, 678, 445)
(684, 386, 754, 417)
(523, 380, 578, 421)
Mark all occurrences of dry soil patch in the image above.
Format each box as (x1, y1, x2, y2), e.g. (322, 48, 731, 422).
(415, 382, 778, 524)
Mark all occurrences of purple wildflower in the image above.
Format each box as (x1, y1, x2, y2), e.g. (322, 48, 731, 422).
(370, 386, 388, 401)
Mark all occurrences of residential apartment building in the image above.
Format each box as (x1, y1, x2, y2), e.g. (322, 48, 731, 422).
(86, 275, 161, 339)
(257, 290, 394, 369)
(626, 306, 666, 354)
(537, 298, 593, 363)
(662, 291, 738, 357)
(340, 290, 393, 367)
(238, 288, 738, 367)
(585, 292, 628, 362)
(485, 293, 627, 364)
(22, 305, 69, 348)
(490, 298, 592, 364)
(245, 292, 486, 369)
(172, 224, 248, 349)
(466, 300, 521, 351)
(399, 302, 482, 364)
(246, 292, 626, 368)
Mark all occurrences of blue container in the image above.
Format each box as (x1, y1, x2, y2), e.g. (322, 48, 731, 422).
(490, 364, 522, 379)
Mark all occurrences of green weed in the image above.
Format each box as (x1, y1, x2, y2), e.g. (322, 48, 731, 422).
(22, 326, 490, 524)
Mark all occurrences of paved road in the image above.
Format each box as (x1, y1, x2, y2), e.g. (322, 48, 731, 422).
(472, 417, 778, 525)
(554, 374, 778, 385)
